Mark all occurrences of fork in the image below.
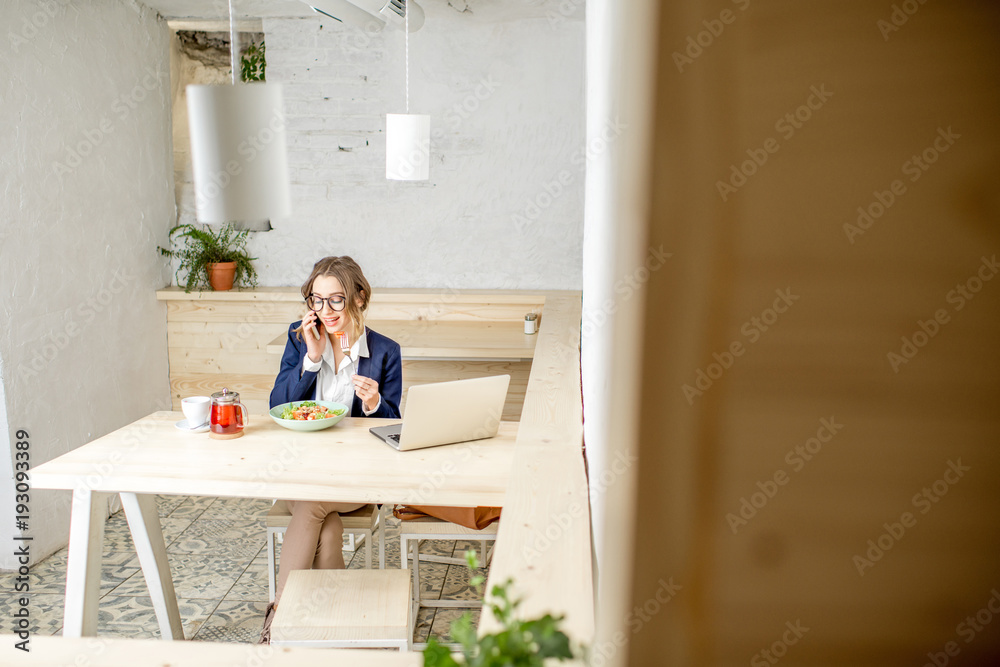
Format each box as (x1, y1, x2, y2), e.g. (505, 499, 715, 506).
(334, 331, 353, 374)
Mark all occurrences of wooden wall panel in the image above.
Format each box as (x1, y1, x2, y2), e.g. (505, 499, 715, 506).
(630, 1, 1000, 665)
(159, 290, 540, 422)
(169, 373, 274, 414)
(165, 300, 304, 323)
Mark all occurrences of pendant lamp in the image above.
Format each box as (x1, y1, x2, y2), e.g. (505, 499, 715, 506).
(187, 0, 291, 223)
(386, 0, 429, 181)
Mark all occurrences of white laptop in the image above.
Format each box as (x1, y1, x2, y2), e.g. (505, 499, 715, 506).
(369, 375, 510, 451)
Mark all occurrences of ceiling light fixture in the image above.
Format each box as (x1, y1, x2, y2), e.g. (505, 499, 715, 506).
(386, 0, 429, 181)
(308, 0, 425, 32)
(186, 0, 291, 223)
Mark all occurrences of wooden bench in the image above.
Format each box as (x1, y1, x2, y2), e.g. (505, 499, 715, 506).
(266, 502, 387, 602)
(0, 635, 422, 665)
(270, 569, 413, 650)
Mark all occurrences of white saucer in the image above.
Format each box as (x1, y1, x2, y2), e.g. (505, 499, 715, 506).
(176, 419, 210, 433)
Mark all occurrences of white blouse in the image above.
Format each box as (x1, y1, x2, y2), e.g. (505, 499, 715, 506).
(301, 329, 380, 416)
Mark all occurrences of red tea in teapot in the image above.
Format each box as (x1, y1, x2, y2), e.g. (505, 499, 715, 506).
(210, 403, 244, 435)
(210, 388, 249, 439)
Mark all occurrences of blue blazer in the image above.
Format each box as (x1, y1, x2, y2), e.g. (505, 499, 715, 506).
(269, 323, 402, 419)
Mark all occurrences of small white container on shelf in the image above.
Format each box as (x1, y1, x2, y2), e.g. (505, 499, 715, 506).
(524, 313, 538, 335)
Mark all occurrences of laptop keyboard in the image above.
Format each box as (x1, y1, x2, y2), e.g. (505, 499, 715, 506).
(387, 432, 401, 443)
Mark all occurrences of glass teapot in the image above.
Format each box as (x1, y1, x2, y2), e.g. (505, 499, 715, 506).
(209, 387, 249, 440)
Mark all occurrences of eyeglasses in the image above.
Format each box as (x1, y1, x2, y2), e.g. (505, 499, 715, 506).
(306, 294, 347, 312)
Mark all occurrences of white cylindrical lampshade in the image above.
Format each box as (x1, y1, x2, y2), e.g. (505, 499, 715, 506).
(187, 83, 292, 223)
(386, 113, 430, 181)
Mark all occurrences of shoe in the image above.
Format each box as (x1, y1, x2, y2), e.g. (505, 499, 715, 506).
(259, 602, 276, 645)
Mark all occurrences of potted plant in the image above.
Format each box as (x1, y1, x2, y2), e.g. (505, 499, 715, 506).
(158, 223, 258, 292)
(241, 39, 266, 82)
(423, 551, 577, 666)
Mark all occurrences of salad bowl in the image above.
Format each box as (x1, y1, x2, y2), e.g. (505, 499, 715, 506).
(269, 400, 349, 432)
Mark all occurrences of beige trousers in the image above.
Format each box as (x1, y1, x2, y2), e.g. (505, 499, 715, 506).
(274, 500, 366, 605)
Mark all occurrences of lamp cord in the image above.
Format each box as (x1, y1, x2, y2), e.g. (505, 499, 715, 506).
(405, 0, 409, 113)
(229, 0, 238, 85)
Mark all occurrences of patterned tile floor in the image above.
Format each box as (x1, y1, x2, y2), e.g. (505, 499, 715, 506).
(4, 495, 486, 645)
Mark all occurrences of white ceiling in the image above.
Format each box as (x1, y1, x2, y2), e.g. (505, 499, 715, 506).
(142, 0, 576, 22)
(144, 1, 315, 20)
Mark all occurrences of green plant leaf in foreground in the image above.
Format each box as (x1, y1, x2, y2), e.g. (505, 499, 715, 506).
(423, 638, 462, 667)
(422, 553, 576, 666)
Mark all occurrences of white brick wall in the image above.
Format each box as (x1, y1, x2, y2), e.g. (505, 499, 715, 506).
(175, 5, 586, 290)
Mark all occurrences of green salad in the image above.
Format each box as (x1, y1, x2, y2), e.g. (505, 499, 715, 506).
(279, 401, 346, 421)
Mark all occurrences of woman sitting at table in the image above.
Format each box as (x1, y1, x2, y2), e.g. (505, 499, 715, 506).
(261, 255, 402, 644)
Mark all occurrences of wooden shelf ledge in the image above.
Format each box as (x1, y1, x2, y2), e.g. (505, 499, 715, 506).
(156, 286, 550, 307)
(266, 319, 537, 360)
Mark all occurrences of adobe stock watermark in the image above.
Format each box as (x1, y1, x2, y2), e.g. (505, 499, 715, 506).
(588, 577, 682, 667)
(886, 254, 996, 373)
(51, 66, 170, 177)
(716, 84, 833, 201)
(442, 76, 501, 131)
(751, 620, 810, 666)
(920, 588, 1000, 667)
(877, 0, 931, 41)
(725, 417, 844, 534)
(252, 407, 499, 500)
(407, 407, 501, 506)
(512, 117, 627, 232)
(548, 244, 672, 366)
(671, 0, 751, 73)
(581, 245, 672, 339)
(844, 126, 960, 244)
(682, 288, 799, 404)
(340, 16, 501, 129)
(390, 76, 501, 180)
(545, 0, 584, 28)
(7, 0, 73, 53)
(48, 397, 177, 518)
(221, 301, 278, 352)
(389, 279, 462, 350)
(17, 268, 134, 381)
(194, 106, 288, 213)
(340, 16, 387, 55)
(852, 458, 970, 576)
(249, 437, 307, 495)
(521, 448, 637, 566)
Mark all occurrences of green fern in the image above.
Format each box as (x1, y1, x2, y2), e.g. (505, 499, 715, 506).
(157, 223, 258, 292)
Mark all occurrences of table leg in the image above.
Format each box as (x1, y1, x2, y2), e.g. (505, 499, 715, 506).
(63, 489, 111, 637)
(120, 493, 184, 640)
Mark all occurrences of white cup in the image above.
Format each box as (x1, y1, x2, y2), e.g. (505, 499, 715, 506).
(181, 396, 211, 428)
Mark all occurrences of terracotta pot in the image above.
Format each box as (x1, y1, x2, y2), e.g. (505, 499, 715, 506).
(206, 262, 237, 291)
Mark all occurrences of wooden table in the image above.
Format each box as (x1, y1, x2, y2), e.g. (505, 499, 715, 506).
(31, 412, 518, 640)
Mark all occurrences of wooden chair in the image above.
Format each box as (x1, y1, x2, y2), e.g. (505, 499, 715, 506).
(399, 516, 498, 612)
(266, 501, 386, 603)
(270, 569, 412, 650)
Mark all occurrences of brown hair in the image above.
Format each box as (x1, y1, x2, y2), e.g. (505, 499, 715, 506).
(295, 256, 371, 344)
